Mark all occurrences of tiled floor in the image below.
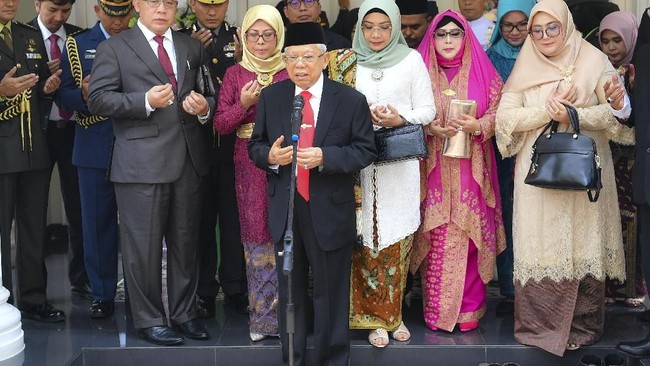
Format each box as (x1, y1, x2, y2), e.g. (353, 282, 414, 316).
(4, 252, 650, 366)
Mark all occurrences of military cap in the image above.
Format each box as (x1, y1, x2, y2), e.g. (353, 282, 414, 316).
(99, 0, 133, 16)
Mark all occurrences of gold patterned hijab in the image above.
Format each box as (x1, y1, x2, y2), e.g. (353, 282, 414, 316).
(503, 0, 608, 106)
(240, 5, 286, 75)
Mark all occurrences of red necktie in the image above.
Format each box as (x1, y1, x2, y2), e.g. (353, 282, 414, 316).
(49, 34, 73, 120)
(297, 91, 315, 201)
(154, 35, 177, 90)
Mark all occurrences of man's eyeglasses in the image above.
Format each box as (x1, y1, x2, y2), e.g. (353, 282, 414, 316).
(245, 31, 276, 43)
(434, 29, 464, 40)
(500, 21, 528, 33)
(361, 23, 392, 35)
(142, 0, 178, 9)
(529, 22, 562, 40)
(286, 0, 318, 9)
(283, 52, 326, 64)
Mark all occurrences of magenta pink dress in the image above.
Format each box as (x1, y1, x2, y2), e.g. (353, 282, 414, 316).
(412, 10, 506, 332)
(213, 64, 289, 335)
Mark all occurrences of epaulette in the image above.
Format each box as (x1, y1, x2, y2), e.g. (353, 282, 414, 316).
(65, 36, 84, 88)
(14, 21, 38, 31)
(68, 28, 90, 39)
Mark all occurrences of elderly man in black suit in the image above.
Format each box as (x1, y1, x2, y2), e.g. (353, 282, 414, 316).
(248, 22, 376, 366)
(88, 0, 212, 346)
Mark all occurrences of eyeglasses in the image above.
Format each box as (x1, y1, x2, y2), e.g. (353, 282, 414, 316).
(142, 0, 177, 9)
(284, 52, 325, 64)
(529, 22, 562, 40)
(434, 29, 464, 39)
(500, 21, 528, 33)
(286, 0, 318, 9)
(361, 23, 392, 35)
(245, 31, 276, 43)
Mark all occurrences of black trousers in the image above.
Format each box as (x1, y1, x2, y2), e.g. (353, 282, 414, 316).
(0, 169, 50, 306)
(197, 162, 246, 298)
(114, 157, 201, 329)
(274, 196, 352, 366)
(46, 121, 86, 287)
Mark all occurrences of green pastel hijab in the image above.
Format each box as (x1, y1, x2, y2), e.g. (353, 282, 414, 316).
(352, 0, 411, 69)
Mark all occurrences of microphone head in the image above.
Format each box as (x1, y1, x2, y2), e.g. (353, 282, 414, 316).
(293, 94, 304, 109)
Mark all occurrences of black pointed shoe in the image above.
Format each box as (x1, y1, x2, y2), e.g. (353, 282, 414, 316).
(176, 319, 209, 340)
(90, 300, 115, 319)
(139, 326, 183, 346)
(618, 334, 650, 357)
(20, 303, 66, 323)
(196, 296, 215, 319)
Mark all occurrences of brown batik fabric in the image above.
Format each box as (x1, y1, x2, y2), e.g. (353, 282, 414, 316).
(514, 276, 605, 356)
(349, 235, 413, 331)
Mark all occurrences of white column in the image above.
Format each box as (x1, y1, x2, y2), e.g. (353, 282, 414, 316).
(0, 237, 24, 362)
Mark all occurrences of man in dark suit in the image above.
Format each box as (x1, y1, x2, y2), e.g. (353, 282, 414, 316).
(182, 0, 248, 318)
(58, 0, 134, 319)
(283, 0, 351, 51)
(397, 0, 432, 49)
(88, 0, 212, 346)
(248, 22, 376, 366)
(0, 0, 65, 322)
(30, 0, 90, 300)
(617, 43, 650, 357)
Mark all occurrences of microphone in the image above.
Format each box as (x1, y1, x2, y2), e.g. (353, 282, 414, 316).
(291, 95, 304, 143)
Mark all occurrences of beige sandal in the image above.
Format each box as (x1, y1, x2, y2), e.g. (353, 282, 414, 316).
(391, 321, 411, 342)
(368, 328, 389, 348)
(249, 332, 266, 342)
(625, 297, 644, 307)
(566, 343, 581, 351)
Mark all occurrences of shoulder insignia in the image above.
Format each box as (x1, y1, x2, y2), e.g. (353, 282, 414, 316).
(15, 21, 38, 31)
(65, 37, 84, 88)
(68, 28, 89, 38)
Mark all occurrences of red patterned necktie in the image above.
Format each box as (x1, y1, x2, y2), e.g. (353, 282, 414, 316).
(297, 91, 315, 201)
(153, 35, 177, 90)
(49, 34, 73, 120)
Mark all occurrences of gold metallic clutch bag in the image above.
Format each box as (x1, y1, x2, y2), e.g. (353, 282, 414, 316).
(443, 99, 477, 159)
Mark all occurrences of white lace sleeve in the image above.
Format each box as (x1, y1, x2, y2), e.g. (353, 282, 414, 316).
(495, 91, 550, 158)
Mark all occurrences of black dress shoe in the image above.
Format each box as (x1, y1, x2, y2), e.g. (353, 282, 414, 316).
(603, 354, 624, 366)
(90, 300, 115, 319)
(196, 296, 215, 319)
(578, 355, 602, 366)
(225, 293, 249, 314)
(138, 326, 183, 346)
(495, 298, 515, 315)
(20, 303, 66, 323)
(71, 284, 93, 301)
(618, 335, 650, 357)
(176, 319, 209, 340)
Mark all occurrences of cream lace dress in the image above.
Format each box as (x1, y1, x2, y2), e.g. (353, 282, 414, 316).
(356, 50, 436, 250)
(495, 62, 633, 286)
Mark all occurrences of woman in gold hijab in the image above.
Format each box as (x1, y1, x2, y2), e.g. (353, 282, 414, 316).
(213, 4, 288, 342)
(495, 0, 633, 356)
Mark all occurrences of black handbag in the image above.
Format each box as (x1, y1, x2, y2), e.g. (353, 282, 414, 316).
(374, 122, 428, 165)
(524, 104, 602, 202)
(196, 65, 216, 97)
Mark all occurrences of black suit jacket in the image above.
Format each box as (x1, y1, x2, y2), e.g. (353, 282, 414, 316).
(248, 77, 376, 251)
(632, 44, 650, 205)
(0, 22, 52, 174)
(28, 19, 82, 118)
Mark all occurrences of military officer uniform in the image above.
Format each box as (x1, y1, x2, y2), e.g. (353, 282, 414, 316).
(57, 0, 133, 319)
(181, 1, 247, 317)
(0, 20, 66, 322)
